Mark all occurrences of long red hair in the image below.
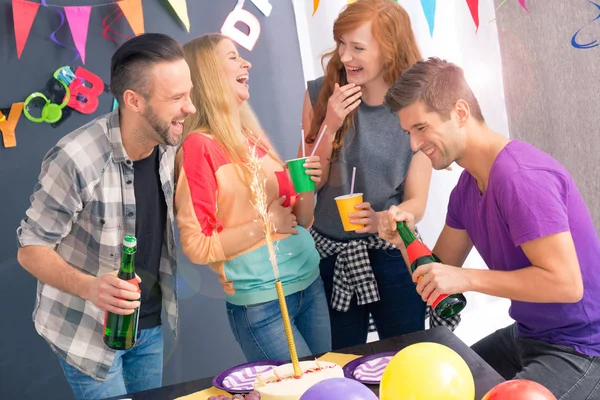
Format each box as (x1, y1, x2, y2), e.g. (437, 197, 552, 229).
(307, 0, 422, 157)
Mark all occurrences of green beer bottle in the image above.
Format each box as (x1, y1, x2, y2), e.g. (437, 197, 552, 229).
(396, 222, 466, 318)
(103, 235, 140, 350)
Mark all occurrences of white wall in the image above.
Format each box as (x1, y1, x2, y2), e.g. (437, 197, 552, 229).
(292, 0, 514, 344)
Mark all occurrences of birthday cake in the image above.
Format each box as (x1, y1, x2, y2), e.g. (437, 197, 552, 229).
(253, 360, 344, 400)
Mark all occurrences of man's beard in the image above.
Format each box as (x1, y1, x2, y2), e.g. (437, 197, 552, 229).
(142, 106, 180, 146)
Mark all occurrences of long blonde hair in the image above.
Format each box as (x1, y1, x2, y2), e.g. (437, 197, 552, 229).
(308, 0, 422, 158)
(182, 34, 282, 181)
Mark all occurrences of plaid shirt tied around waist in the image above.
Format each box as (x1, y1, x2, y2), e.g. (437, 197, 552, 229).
(309, 227, 460, 331)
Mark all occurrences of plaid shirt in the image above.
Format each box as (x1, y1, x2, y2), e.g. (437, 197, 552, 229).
(309, 228, 460, 331)
(16, 110, 178, 381)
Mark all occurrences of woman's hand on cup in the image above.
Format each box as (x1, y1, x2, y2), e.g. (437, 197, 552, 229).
(349, 202, 379, 234)
(303, 155, 322, 186)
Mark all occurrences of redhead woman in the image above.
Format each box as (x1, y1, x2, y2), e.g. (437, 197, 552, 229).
(301, 0, 458, 349)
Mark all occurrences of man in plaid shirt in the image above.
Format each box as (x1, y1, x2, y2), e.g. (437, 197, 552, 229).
(16, 34, 196, 399)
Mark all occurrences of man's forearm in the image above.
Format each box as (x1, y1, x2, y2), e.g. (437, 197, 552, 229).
(17, 246, 92, 298)
(396, 199, 426, 223)
(465, 266, 583, 303)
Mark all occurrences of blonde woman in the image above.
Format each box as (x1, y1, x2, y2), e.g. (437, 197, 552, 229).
(175, 34, 331, 361)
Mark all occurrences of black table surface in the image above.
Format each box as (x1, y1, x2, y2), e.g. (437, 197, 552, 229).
(109, 326, 504, 400)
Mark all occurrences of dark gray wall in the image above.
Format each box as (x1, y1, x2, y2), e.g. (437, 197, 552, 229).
(0, 1, 305, 399)
(494, 0, 600, 233)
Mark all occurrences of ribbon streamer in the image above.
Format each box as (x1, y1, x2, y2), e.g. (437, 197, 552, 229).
(41, 0, 80, 63)
(102, 6, 130, 45)
(571, 0, 600, 49)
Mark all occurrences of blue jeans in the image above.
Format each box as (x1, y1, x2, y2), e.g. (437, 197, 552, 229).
(226, 276, 332, 362)
(57, 326, 163, 400)
(320, 248, 426, 350)
(472, 324, 600, 399)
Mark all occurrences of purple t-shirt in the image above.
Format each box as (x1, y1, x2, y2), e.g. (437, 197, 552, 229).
(447, 140, 600, 356)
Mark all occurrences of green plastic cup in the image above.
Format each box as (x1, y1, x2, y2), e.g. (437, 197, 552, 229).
(286, 157, 316, 193)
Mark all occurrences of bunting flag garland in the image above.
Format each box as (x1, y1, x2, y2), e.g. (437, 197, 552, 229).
(311, 0, 485, 35)
(117, 0, 145, 36)
(64, 6, 92, 64)
(167, 0, 190, 32)
(11, 0, 150, 59)
(420, 0, 437, 36)
(12, 0, 39, 59)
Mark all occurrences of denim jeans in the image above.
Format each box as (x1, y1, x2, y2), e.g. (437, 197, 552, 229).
(472, 323, 600, 399)
(57, 325, 163, 400)
(320, 248, 426, 350)
(226, 276, 331, 362)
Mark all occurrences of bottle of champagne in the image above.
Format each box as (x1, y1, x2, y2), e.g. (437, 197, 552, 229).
(103, 235, 140, 350)
(396, 222, 466, 318)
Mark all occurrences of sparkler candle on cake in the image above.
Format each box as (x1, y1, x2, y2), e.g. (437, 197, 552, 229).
(246, 143, 302, 378)
(246, 143, 345, 400)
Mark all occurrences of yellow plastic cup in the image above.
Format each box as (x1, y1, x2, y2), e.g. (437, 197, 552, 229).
(335, 193, 364, 232)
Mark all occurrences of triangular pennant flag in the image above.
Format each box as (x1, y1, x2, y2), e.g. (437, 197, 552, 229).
(466, 0, 479, 31)
(112, 98, 119, 111)
(313, 0, 319, 16)
(518, 0, 529, 12)
(64, 6, 92, 64)
(12, 0, 40, 59)
(167, 0, 190, 32)
(420, 0, 437, 36)
(118, 0, 145, 36)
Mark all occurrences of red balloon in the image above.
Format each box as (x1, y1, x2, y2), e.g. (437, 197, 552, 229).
(482, 380, 557, 400)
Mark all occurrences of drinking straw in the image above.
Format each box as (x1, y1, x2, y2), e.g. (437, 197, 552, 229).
(310, 125, 328, 157)
(350, 166, 357, 195)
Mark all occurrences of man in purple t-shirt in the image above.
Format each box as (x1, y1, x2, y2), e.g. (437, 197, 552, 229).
(377, 57, 600, 398)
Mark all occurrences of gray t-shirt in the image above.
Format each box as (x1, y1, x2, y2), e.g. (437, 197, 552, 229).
(308, 77, 414, 241)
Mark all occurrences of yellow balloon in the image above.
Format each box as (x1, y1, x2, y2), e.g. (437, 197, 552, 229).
(380, 342, 475, 400)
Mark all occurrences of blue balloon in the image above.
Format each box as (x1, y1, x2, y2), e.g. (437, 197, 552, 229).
(300, 377, 378, 400)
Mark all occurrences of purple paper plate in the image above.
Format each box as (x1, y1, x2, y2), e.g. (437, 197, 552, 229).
(212, 360, 286, 394)
(342, 352, 397, 385)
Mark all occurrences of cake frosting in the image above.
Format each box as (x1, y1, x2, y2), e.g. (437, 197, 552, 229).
(253, 360, 344, 400)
